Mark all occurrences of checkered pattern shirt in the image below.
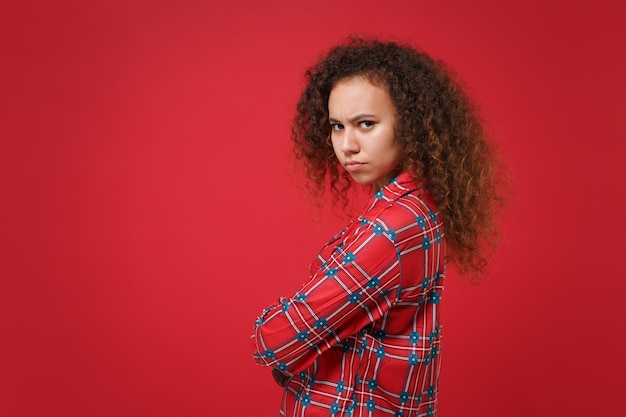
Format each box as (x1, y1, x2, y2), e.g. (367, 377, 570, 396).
(251, 172, 446, 417)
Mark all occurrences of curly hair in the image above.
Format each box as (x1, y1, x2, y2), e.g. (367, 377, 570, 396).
(292, 37, 504, 278)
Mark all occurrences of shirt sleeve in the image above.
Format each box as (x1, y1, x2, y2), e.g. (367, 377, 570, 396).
(250, 221, 405, 374)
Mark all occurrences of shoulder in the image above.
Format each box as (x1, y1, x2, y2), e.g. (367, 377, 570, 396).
(389, 192, 437, 223)
(368, 189, 438, 227)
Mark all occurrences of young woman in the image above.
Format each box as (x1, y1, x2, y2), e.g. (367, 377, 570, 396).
(251, 37, 502, 417)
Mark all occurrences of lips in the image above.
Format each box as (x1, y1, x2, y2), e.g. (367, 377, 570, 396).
(344, 161, 365, 172)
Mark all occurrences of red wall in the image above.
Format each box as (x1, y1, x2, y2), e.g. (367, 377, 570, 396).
(1, 1, 624, 416)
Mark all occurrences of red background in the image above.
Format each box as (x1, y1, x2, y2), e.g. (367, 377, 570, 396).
(1, 1, 625, 416)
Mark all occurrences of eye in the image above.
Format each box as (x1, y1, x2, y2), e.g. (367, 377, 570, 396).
(330, 123, 344, 131)
(358, 120, 375, 129)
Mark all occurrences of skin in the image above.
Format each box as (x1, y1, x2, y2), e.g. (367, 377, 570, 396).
(328, 77, 402, 192)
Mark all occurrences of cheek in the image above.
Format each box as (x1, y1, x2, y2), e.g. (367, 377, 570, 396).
(381, 134, 401, 160)
(392, 140, 403, 159)
(395, 143, 404, 165)
(382, 143, 403, 170)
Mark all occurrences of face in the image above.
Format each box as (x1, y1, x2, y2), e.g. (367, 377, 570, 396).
(328, 76, 402, 192)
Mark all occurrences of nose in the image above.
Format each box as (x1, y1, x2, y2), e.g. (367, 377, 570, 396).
(338, 127, 359, 154)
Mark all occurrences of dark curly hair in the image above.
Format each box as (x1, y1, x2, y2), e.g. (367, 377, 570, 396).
(292, 37, 504, 277)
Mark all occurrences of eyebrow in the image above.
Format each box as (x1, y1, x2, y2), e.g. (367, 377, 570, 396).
(328, 114, 376, 124)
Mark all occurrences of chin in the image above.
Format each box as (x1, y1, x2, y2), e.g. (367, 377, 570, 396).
(349, 176, 372, 187)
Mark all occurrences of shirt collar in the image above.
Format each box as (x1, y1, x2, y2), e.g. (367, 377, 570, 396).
(375, 172, 420, 201)
(359, 172, 424, 218)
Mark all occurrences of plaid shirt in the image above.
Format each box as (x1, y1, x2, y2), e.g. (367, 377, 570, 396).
(251, 172, 446, 417)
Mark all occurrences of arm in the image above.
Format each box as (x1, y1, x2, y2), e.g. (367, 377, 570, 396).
(250, 223, 403, 375)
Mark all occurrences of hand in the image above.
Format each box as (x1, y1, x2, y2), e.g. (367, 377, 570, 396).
(272, 368, 292, 387)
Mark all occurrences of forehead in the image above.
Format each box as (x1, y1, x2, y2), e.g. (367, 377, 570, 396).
(328, 76, 394, 114)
